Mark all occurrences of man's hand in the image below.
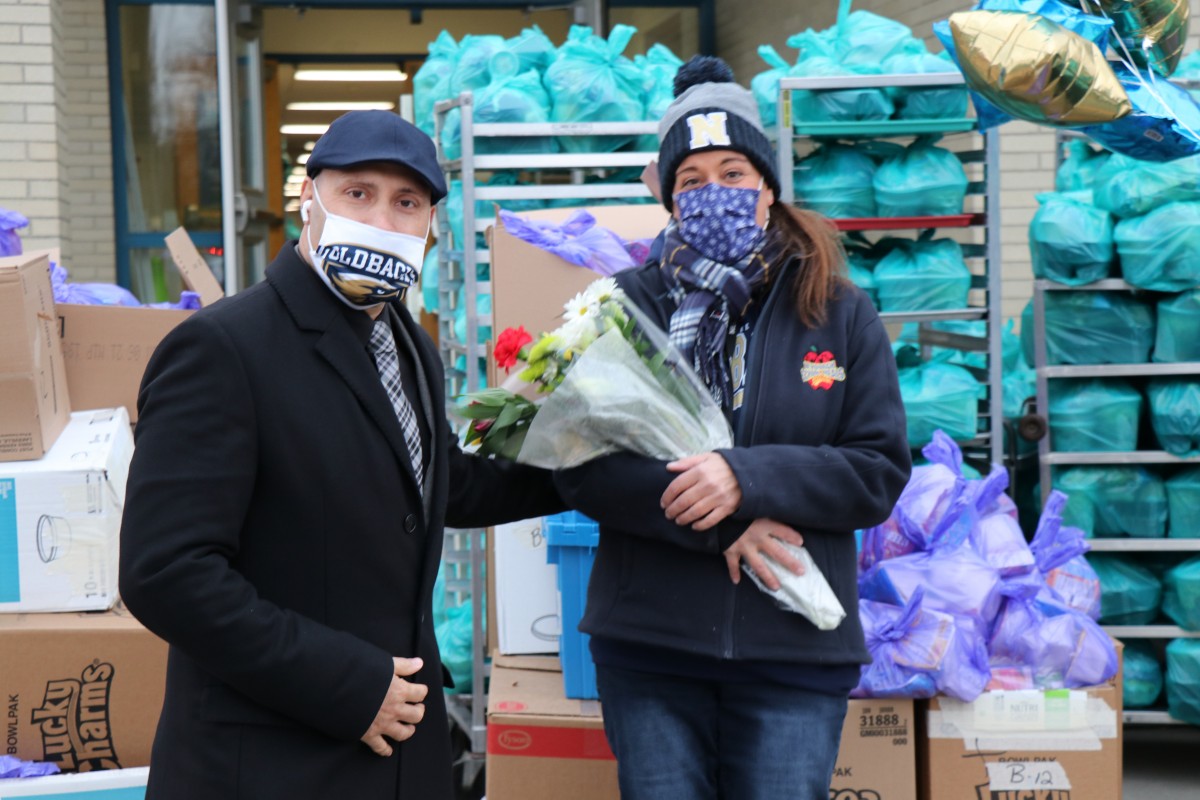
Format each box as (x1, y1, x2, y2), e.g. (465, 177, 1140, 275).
(662, 453, 743, 530)
(723, 519, 805, 590)
(361, 657, 428, 757)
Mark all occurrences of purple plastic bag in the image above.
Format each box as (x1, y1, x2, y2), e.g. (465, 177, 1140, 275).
(0, 208, 29, 257)
(1031, 490, 1102, 620)
(989, 588, 1119, 689)
(859, 431, 972, 570)
(50, 261, 141, 307)
(499, 209, 635, 276)
(147, 290, 201, 310)
(854, 587, 991, 701)
(969, 466, 1037, 579)
(0, 755, 60, 778)
(858, 541, 1003, 641)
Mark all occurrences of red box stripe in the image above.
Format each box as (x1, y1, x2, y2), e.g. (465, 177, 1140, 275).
(487, 723, 616, 761)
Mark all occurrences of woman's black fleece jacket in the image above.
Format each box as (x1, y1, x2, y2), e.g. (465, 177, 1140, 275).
(553, 256, 912, 666)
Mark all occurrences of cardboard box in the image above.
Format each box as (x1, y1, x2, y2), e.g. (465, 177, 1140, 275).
(0, 408, 133, 612)
(494, 518, 560, 655)
(918, 683, 1123, 800)
(486, 658, 617, 800)
(0, 253, 71, 463)
(56, 229, 224, 421)
(836, 699, 918, 800)
(0, 767, 148, 799)
(487, 205, 669, 362)
(0, 605, 167, 774)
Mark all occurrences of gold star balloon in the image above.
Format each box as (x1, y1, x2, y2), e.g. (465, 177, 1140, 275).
(949, 9, 1133, 127)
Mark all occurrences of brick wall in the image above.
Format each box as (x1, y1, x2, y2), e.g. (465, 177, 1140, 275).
(59, 0, 115, 282)
(0, 0, 71, 265)
(0, 0, 114, 281)
(715, 0, 1200, 321)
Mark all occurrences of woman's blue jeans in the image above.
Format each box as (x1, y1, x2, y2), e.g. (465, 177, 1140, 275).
(595, 664, 849, 800)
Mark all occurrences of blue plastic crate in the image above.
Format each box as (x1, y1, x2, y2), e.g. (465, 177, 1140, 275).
(544, 511, 600, 700)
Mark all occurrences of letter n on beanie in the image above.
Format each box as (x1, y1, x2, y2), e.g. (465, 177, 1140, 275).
(686, 112, 732, 149)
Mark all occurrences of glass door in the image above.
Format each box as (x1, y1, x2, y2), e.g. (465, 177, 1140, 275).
(215, 0, 273, 293)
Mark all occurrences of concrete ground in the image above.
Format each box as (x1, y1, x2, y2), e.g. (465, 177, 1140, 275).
(1123, 724, 1200, 799)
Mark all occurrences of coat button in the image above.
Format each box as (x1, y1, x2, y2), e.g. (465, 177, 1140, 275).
(404, 514, 418, 533)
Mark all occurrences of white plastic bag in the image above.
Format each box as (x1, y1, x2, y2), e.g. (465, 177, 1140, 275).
(742, 541, 846, 630)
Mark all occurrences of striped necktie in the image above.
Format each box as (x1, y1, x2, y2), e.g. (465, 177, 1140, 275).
(369, 319, 424, 493)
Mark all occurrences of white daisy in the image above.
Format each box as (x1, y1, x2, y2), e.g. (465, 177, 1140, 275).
(562, 289, 597, 323)
(583, 277, 621, 306)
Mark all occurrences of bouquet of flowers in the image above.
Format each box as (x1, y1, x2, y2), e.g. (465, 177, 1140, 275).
(461, 277, 732, 467)
(460, 277, 844, 630)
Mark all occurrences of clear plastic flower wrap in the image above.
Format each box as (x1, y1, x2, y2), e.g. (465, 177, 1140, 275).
(463, 279, 845, 623)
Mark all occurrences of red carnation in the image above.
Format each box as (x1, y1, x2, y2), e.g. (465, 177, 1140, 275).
(494, 326, 534, 372)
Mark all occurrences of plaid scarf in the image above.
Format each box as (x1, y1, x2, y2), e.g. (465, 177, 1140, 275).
(660, 220, 782, 411)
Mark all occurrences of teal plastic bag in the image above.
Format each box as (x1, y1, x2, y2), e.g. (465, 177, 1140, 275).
(1093, 152, 1200, 218)
(436, 600, 473, 693)
(544, 25, 645, 153)
(1115, 202, 1200, 292)
(1029, 191, 1115, 285)
(450, 34, 506, 94)
(874, 236, 971, 313)
(441, 56, 556, 160)
(420, 243, 439, 314)
(1166, 469, 1200, 539)
(882, 43, 967, 120)
(1154, 289, 1200, 363)
(454, 286, 492, 347)
(1020, 293, 1156, 367)
(751, 45, 791, 130)
(786, 14, 902, 124)
(794, 143, 877, 218)
(1148, 379, 1200, 458)
(635, 44, 683, 151)
(1002, 318, 1025, 371)
(1056, 467, 1168, 538)
(414, 31, 460, 137)
(1163, 556, 1200, 630)
(846, 248, 878, 308)
(1166, 639, 1200, 724)
(507, 25, 555, 74)
(873, 137, 967, 217)
(1056, 140, 1109, 193)
(1088, 553, 1163, 624)
(1049, 379, 1142, 453)
(897, 357, 982, 446)
(1124, 641, 1164, 708)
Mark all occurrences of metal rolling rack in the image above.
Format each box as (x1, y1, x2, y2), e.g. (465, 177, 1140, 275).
(1041, 114, 1200, 725)
(776, 72, 1005, 470)
(1032, 277, 1200, 726)
(431, 90, 657, 786)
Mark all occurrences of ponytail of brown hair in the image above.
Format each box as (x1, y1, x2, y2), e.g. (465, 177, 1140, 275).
(767, 203, 849, 328)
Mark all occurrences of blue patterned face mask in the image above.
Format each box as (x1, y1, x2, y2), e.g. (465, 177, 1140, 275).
(672, 179, 765, 264)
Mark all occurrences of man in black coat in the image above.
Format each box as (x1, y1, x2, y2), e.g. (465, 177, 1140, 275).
(119, 111, 564, 799)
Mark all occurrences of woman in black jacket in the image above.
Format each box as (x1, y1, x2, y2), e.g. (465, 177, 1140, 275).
(553, 57, 912, 800)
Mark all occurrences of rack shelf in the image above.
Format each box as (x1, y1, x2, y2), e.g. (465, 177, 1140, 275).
(1103, 626, 1200, 639)
(1043, 451, 1200, 466)
(795, 118, 976, 137)
(831, 213, 982, 231)
(1088, 538, 1200, 552)
(1123, 710, 1189, 725)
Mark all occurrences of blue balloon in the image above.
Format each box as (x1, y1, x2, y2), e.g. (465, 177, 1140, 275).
(1080, 63, 1200, 162)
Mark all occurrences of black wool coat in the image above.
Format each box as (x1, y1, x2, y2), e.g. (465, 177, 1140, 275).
(120, 244, 563, 799)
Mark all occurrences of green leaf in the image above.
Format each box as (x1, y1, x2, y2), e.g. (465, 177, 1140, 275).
(495, 401, 526, 429)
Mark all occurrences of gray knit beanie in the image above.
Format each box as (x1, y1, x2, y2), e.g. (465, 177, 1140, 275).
(657, 56, 780, 211)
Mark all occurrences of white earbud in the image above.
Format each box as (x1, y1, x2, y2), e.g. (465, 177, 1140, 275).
(301, 199, 311, 223)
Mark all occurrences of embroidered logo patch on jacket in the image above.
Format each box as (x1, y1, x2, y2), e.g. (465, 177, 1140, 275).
(802, 348, 846, 390)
